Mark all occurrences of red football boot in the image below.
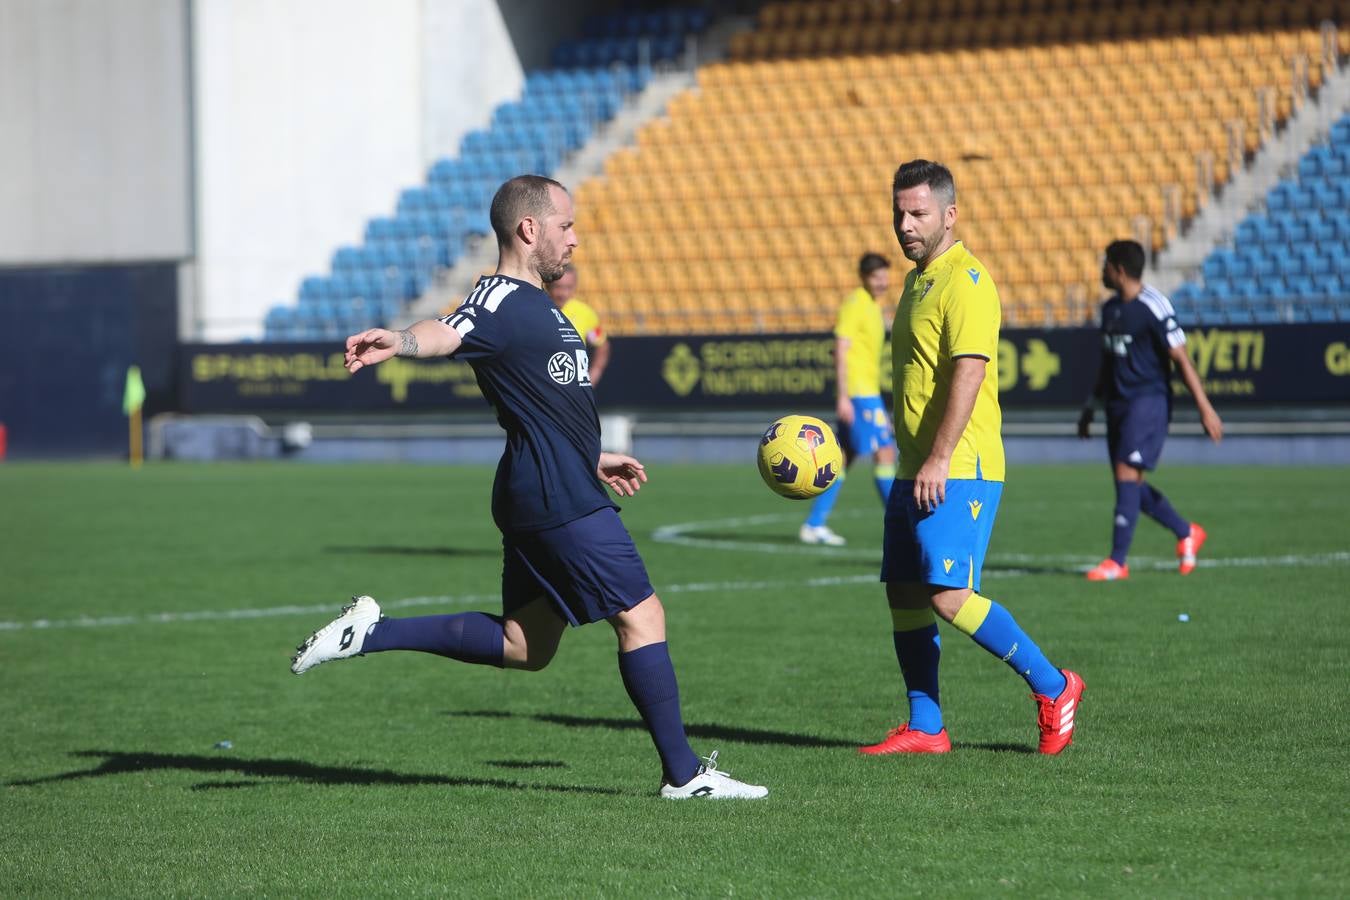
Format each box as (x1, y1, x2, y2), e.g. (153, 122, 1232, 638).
(1034, 669, 1085, 755)
(858, 724, 951, 755)
(1085, 559, 1128, 581)
(1177, 523, 1207, 575)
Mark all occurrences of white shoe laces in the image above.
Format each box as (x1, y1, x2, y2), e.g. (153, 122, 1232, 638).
(700, 749, 731, 778)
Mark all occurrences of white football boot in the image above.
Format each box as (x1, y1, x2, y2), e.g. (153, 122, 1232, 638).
(799, 524, 846, 546)
(660, 751, 768, 800)
(290, 596, 383, 674)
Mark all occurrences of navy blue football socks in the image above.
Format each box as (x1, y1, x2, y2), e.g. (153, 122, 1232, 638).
(618, 642, 701, 787)
(1140, 482, 1190, 538)
(361, 612, 505, 667)
(1111, 480, 1142, 565)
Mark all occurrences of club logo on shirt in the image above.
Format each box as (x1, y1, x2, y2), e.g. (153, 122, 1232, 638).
(547, 351, 577, 384)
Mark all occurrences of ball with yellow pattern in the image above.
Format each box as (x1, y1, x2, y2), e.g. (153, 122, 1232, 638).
(756, 414, 844, 499)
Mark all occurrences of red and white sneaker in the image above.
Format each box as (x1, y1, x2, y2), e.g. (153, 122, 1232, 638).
(1085, 559, 1129, 581)
(858, 724, 951, 755)
(1034, 669, 1085, 755)
(1177, 523, 1207, 575)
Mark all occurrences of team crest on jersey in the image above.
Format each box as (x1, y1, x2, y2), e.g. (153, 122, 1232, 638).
(547, 351, 577, 384)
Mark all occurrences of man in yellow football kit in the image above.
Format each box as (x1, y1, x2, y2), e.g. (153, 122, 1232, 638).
(547, 265, 610, 385)
(800, 253, 898, 546)
(859, 160, 1084, 756)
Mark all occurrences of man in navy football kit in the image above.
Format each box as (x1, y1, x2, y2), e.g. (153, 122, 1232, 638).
(1078, 240, 1223, 581)
(289, 175, 766, 799)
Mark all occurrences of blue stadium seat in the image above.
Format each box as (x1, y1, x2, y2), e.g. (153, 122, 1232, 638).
(1201, 250, 1234, 280)
(1171, 283, 1201, 304)
(1304, 299, 1341, 322)
(1266, 180, 1297, 211)
(1275, 255, 1304, 278)
(1205, 277, 1233, 298)
(1227, 255, 1254, 279)
(1245, 253, 1277, 278)
(1279, 218, 1311, 243)
(1308, 216, 1336, 243)
(1234, 217, 1263, 245)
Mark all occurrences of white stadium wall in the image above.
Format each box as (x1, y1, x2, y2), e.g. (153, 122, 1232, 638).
(192, 0, 524, 341)
(0, 0, 192, 264)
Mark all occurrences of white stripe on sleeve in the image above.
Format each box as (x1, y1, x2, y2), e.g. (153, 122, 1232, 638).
(1141, 284, 1186, 348)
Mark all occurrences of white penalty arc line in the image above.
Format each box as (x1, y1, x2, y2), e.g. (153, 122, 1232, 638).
(651, 512, 1350, 571)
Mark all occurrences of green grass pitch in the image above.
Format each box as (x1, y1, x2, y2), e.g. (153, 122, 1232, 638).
(2, 461, 1348, 896)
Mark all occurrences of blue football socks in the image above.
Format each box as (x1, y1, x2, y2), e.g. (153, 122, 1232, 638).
(1140, 482, 1190, 538)
(952, 594, 1067, 698)
(875, 462, 896, 505)
(804, 476, 843, 528)
(1111, 480, 1142, 565)
(618, 642, 701, 787)
(891, 608, 943, 734)
(362, 612, 505, 667)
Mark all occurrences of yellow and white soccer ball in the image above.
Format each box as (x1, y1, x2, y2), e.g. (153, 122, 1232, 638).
(756, 414, 844, 500)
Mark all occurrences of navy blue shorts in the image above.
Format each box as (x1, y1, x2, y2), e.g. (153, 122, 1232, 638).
(502, 507, 654, 626)
(1107, 394, 1170, 471)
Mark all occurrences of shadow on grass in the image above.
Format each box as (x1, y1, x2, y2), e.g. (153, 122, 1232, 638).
(450, 710, 856, 749)
(8, 750, 620, 796)
(486, 759, 567, 770)
(324, 545, 498, 559)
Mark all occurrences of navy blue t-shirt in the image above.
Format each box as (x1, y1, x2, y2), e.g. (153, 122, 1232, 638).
(1098, 284, 1187, 403)
(439, 275, 613, 533)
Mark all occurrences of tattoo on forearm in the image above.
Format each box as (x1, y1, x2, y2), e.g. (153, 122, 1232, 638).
(397, 330, 419, 358)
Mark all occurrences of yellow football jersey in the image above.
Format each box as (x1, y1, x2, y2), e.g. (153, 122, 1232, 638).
(561, 298, 606, 346)
(891, 242, 1004, 481)
(835, 286, 885, 398)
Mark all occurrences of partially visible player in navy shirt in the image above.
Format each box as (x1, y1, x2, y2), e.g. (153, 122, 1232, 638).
(1078, 240, 1223, 581)
(288, 175, 767, 799)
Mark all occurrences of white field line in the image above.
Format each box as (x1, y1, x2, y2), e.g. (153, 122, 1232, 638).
(651, 512, 1350, 571)
(0, 577, 901, 634)
(5, 512, 1346, 633)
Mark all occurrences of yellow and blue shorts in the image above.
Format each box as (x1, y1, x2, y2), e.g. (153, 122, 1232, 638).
(839, 395, 896, 462)
(881, 479, 1004, 591)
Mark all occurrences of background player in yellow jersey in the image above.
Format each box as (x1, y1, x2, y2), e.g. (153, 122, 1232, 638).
(547, 265, 610, 386)
(859, 160, 1085, 756)
(799, 252, 898, 546)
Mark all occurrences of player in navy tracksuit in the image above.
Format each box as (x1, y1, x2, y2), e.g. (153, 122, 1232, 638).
(289, 176, 766, 799)
(1078, 240, 1223, 581)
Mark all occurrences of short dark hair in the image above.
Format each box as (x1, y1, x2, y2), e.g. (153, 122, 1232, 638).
(892, 159, 956, 207)
(489, 175, 565, 246)
(858, 252, 890, 277)
(1104, 239, 1146, 279)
